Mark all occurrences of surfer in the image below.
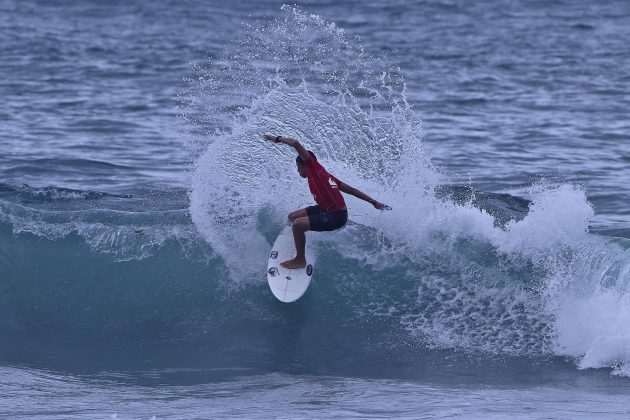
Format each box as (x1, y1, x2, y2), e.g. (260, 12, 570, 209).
(263, 134, 390, 269)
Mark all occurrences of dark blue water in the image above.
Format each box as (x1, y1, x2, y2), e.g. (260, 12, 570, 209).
(2, 0, 630, 418)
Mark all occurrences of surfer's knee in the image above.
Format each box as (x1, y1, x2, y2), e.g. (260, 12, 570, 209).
(288, 210, 301, 222)
(288, 208, 307, 222)
(292, 217, 309, 232)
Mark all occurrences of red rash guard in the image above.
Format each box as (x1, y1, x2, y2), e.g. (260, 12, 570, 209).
(304, 158, 346, 213)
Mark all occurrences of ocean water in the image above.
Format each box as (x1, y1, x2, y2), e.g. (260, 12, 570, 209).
(2, 0, 630, 418)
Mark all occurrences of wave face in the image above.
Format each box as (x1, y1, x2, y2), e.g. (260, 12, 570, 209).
(2, 7, 630, 379)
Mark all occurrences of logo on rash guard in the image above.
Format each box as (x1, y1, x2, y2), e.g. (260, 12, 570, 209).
(328, 178, 339, 189)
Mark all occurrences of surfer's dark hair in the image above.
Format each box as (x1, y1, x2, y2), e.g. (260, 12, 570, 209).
(296, 151, 317, 165)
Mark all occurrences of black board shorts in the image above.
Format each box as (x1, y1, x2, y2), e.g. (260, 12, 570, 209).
(306, 205, 348, 232)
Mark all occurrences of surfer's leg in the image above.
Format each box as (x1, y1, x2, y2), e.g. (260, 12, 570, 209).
(288, 208, 308, 222)
(281, 216, 310, 269)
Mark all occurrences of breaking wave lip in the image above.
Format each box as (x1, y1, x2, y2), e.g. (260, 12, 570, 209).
(0, 183, 200, 261)
(0, 182, 133, 202)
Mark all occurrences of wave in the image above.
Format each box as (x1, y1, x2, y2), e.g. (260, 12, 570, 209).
(1, 7, 629, 378)
(1, 181, 630, 376)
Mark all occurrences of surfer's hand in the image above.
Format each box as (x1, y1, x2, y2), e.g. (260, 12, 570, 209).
(263, 134, 281, 143)
(373, 201, 392, 211)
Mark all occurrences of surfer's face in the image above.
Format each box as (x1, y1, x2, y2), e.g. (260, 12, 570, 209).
(296, 163, 307, 178)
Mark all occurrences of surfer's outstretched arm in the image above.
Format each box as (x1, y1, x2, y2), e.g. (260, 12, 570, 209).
(337, 181, 391, 210)
(262, 134, 311, 163)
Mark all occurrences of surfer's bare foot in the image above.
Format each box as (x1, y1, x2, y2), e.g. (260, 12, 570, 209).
(281, 258, 306, 269)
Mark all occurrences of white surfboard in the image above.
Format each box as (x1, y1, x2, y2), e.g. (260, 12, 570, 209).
(267, 226, 315, 302)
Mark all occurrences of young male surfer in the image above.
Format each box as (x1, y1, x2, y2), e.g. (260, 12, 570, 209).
(263, 134, 390, 269)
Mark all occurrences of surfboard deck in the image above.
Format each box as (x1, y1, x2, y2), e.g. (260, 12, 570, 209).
(267, 225, 315, 302)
